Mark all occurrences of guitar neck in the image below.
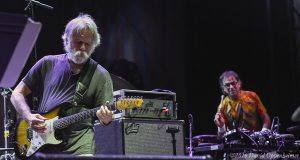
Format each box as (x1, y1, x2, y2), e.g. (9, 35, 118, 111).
(52, 98, 143, 130)
(53, 105, 107, 130)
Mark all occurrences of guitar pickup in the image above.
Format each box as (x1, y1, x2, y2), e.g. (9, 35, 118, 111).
(26, 128, 33, 141)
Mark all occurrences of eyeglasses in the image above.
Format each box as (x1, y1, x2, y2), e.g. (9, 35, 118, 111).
(223, 81, 238, 88)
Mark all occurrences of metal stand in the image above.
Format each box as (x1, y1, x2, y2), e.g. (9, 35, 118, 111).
(0, 88, 15, 160)
(23, 0, 53, 114)
(166, 126, 180, 156)
(188, 114, 194, 157)
(24, 0, 53, 64)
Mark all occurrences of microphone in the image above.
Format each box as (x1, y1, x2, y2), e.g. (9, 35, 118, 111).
(188, 114, 193, 157)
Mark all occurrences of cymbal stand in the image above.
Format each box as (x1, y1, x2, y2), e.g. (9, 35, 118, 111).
(0, 88, 14, 160)
(188, 114, 193, 157)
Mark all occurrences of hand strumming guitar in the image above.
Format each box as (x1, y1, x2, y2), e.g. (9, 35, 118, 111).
(24, 113, 48, 133)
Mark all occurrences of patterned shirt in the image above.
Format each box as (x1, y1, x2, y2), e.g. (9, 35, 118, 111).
(217, 90, 268, 131)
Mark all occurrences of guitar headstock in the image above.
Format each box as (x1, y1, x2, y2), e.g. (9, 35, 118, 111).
(116, 97, 143, 110)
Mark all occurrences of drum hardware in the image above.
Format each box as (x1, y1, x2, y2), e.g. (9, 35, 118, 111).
(188, 135, 223, 159)
(274, 133, 295, 151)
(287, 125, 300, 141)
(295, 140, 300, 148)
(250, 129, 278, 153)
(223, 128, 256, 146)
(247, 117, 299, 154)
(190, 117, 300, 155)
(287, 125, 300, 132)
(192, 134, 222, 147)
(0, 88, 15, 160)
(271, 116, 280, 133)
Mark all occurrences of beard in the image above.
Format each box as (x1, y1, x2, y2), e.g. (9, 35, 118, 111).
(68, 49, 91, 64)
(228, 89, 239, 99)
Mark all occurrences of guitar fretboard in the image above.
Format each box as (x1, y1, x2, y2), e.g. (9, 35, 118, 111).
(52, 98, 143, 129)
(53, 106, 101, 129)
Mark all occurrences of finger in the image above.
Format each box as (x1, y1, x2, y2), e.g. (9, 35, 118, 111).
(100, 106, 107, 114)
(31, 119, 44, 125)
(98, 107, 108, 118)
(96, 110, 101, 116)
(96, 110, 104, 120)
(32, 121, 45, 127)
(215, 115, 219, 120)
(214, 119, 220, 126)
(103, 106, 111, 115)
(32, 124, 47, 131)
(32, 126, 46, 131)
(107, 110, 113, 116)
(34, 127, 47, 133)
(32, 115, 46, 123)
(104, 106, 112, 115)
(36, 114, 48, 120)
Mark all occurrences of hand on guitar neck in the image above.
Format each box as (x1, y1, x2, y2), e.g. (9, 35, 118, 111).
(96, 102, 114, 125)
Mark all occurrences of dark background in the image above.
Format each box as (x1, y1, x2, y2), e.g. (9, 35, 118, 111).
(1, 0, 300, 148)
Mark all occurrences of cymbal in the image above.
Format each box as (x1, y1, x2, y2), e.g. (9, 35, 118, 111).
(287, 125, 300, 132)
(110, 73, 136, 91)
(291, 106, 300, 122)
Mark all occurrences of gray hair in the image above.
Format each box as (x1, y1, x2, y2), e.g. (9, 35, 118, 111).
(219, 70, 242, 94)
(62, 13, 101, 53)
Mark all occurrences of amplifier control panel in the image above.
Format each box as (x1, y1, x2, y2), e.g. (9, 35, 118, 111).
(114, 89, 177, 119)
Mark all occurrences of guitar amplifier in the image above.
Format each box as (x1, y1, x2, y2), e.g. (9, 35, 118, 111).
(94, 118, 185, 155)
(113, 89, 177, 120)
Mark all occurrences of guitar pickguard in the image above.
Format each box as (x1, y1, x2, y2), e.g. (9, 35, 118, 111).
(26, 116, 62, 157)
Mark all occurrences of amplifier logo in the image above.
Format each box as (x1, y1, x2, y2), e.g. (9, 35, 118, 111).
(125, 123, 140, 135)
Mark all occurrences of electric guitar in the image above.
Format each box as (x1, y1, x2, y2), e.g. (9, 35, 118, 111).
(14, 98, 143, 159)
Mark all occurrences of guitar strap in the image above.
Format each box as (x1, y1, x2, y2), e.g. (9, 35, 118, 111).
(73, 58, 98, 106)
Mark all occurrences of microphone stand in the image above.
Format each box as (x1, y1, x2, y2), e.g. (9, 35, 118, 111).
(166, 126, 180, 156)
(25, 0, 54, 12)
(188, 114, 193, 157)
(24, 0, 53, 113)
(24, 0, 53, 64)
(0, 88, 14, 160)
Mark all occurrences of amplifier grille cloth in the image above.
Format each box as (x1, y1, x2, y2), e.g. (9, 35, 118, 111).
(94, 119, 185, 155)
(124, 122, 184, 155)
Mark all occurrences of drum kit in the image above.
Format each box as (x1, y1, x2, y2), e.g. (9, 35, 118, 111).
(189, 117, 300, 158)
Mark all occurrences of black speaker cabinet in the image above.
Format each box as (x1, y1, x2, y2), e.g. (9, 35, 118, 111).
(94, 119, 185, 155)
